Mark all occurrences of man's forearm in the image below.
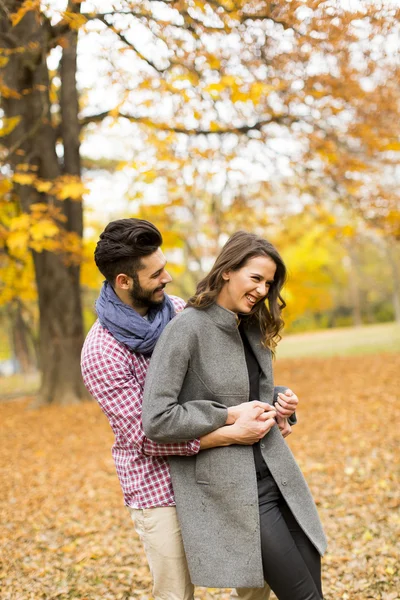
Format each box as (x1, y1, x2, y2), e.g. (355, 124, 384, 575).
(199, 427, 235, 449)
(200, 408, 277, 449)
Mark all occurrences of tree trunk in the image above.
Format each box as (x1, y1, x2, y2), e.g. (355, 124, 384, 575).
(1, 3, 89, 404)
(386, 237, 400, 323)
(345, 244, 363, 327)
(32, 250, 88, 405)
(8, 300, 37, 374)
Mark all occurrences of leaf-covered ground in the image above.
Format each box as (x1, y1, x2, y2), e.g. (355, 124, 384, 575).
(1, 353, 399, 600)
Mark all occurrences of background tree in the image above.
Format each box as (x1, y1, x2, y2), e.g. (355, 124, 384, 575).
(1, 0, 87, 404)
(1, 0, 399, 404)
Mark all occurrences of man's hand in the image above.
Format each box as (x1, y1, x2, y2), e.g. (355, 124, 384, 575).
(226, 400, 272, 425)
(274, 389, 298, 419)
(200, 403, 277, 450)
(276, 415, 292, 438)
(228, 404, 277, 445)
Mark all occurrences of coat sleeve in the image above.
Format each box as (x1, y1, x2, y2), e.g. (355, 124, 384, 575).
(142, 316, 228, 443)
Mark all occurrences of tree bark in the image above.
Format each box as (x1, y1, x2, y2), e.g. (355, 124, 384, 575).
(386, 237, 400, 323)
(32, 250, 88, 404)
(1, 3, 89, 404)
(345, 243, 363, 327)
(8, 300, 37, 374)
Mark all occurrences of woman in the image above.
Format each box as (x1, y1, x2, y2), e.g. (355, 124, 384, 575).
(142, 231, 327, 600)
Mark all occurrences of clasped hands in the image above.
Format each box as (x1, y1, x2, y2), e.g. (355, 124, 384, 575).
(226, 390, 298, 444)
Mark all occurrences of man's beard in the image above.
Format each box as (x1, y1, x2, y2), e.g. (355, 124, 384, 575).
(129, 275, 166, 310)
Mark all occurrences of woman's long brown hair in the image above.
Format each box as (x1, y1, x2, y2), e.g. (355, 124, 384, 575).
(187, 231, 287, 352)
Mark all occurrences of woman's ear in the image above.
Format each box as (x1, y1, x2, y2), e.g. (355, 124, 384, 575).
(222, 271, 230, 282)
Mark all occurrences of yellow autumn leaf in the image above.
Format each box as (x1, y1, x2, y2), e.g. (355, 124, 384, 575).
(193, 0, 206, 12)
(250, 82, 276, 103)
(231, 89, 249, 103)
(222, 75, 240, 88)
(61, 232, 83, 258)
(30, 220, 59, 242)
(55, 177, 88, 200)
(207, 56, 221, 70)
(30, 203, 49, 213)
(162, 231, 184, 249)
(0, 116, 21, 137)
(188, 72, 200, 86)
(13, 173, 36, 186)
(10, 0, 40, 26)
(0, 84, 21, 99)
(344, 182, 362, 195)
(15, 162, 37, 172)
(345, 159, 368, 172)
(61, 11, 88, 31)
(34, 179, 53, 193)
(81, 239, 104, 290)
(341, 225, 355, 237)
(317, 150, 338, 165)
(9, 214, 30, 231)
(0, 56, 9, 67)
(0, 178, 12, 196)
(30, 238, 58, 253)
(382, 141, 400, 152)
(227, 10, 240, 21)
(7, 230, 29, 251)
(204, 82, 224, 99)
(209, 122, 221, 132)
(141, 170, 158, 184)
(168, 263, 185, 276)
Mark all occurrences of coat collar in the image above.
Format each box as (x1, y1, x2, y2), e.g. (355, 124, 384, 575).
(204, 304, 264, 343)
(203, 303, 273, 395)
(204, 303, 240, 330)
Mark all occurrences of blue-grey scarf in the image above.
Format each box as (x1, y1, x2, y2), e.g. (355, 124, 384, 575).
(96, 282, 176, 355)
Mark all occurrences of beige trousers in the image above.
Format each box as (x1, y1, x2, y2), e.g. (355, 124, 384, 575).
(129, 506, 270, 600)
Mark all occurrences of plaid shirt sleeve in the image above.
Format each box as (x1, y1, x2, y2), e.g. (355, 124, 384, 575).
(82, 349, 200, 457)
(170, 295, 187, 313)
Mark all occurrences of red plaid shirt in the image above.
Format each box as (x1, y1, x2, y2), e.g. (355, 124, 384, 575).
(81, 295, 200, 509)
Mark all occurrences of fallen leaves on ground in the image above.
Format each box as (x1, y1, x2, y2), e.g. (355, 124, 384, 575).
(0, 353, 399, 600)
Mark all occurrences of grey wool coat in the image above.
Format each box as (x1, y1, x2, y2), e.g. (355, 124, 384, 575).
(142, 304, 327, 589)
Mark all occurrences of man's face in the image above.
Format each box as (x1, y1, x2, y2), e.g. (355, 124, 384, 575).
(129, 249, 172, 310)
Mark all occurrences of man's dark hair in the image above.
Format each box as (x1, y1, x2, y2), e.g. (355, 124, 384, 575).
(94, 218, 163, 284)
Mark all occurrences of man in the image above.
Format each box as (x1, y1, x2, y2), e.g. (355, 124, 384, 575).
(81, 218, 298, 600)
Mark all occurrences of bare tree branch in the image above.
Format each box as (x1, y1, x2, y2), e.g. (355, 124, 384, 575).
(97, 15, 167, 74)
(80, 111, 298, 135)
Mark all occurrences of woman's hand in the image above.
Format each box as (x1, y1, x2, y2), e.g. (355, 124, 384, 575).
(274, 389, 298, 419)
(276, 415, 292, 438)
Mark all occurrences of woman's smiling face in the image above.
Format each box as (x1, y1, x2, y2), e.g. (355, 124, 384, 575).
(217, 255, 277, 315)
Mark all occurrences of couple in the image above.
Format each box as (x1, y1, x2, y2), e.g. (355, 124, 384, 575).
(81, 218, 327, 600)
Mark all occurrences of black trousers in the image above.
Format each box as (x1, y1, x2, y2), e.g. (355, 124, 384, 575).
(257, 472, 323, 600)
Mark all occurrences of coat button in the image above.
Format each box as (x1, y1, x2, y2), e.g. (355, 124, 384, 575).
(282, 480, 288, 486)
(260, 443, 265, 449)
